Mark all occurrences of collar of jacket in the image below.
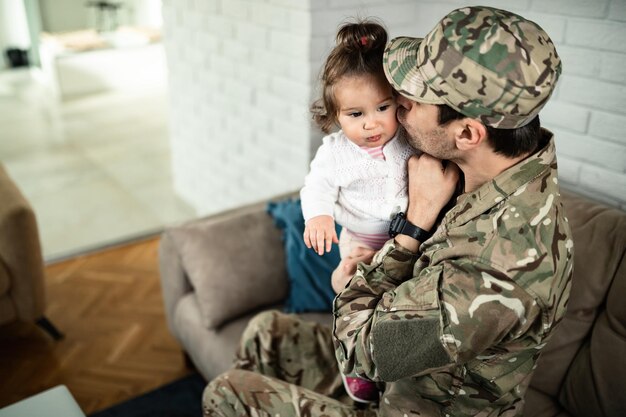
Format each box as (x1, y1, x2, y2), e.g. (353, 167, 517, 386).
(441, 128, 557, 229)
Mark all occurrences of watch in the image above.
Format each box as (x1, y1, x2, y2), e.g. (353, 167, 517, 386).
(388, 212, 433, 242)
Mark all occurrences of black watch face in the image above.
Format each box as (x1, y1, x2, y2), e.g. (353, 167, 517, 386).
(389, 213, 405, 237)
(389, 212, 431, 241)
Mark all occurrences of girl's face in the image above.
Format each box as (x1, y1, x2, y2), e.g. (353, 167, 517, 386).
(334, 74, 398, 148)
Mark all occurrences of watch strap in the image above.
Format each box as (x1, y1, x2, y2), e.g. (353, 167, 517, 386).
(389, 212, 433, 242)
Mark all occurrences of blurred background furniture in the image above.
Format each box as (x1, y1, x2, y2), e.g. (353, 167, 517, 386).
(0, 164, 62, 340)
(0, 385, 85, 417)
(159, 190, 626, 417)
(39, 27, 163, 100)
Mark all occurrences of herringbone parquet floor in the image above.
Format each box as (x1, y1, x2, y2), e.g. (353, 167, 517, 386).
(0, 236, 196, 414)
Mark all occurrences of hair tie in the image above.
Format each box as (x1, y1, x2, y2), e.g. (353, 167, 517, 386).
(360, 36, 368, 46)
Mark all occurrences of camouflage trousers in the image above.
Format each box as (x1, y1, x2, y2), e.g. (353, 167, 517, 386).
(203, 310, 378, 417)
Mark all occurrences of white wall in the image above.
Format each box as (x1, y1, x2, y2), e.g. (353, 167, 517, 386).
(163, 0, 626, 214)
(162, 0, 318, 215)
(129, 0, 162, 27)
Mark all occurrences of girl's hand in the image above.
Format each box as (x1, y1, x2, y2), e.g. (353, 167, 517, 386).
(303, 215, 339, 255)
(331, 246, 376, 294)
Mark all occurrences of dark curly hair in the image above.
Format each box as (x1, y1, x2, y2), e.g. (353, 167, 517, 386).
(311, 19, 389, 133)
(437, 104, 542, 158)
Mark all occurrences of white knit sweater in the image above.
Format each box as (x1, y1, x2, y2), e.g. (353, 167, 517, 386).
(300, 130, 416, 235)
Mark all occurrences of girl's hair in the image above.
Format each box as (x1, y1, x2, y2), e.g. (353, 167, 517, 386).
(311, 19, 389, 133)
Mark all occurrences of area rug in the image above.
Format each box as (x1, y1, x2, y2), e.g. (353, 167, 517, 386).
(90, 373, 206, 417)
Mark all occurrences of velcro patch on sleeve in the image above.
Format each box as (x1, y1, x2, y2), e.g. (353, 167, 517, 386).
(372, 316, 452, 381)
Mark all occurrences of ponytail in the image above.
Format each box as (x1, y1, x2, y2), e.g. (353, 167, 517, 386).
(311, 19, 389, 133)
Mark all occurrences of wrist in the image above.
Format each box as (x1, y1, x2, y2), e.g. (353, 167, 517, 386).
(406, 205, 439, 232)
(389, 212, 433, 253)
(394, 235, 420, 253)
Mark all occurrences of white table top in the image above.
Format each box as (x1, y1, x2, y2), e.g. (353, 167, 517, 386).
(0, 385, 85, 417)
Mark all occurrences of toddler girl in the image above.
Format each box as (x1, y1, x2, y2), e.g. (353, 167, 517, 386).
(300, 19, 415, 404)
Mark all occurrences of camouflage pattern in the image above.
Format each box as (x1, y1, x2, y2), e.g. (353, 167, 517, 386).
(383, 6, 562, 129)
(203, 310, 377, 417)
(333, 130, 574, 416)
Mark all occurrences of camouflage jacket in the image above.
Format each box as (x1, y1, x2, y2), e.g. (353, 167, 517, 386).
(333, 130, 574, 417)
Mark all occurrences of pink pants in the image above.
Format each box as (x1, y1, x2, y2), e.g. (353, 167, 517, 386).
(337, 229, 373, 259)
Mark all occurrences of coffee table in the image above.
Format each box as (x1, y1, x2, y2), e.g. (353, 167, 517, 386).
(0, 385, 85, 417)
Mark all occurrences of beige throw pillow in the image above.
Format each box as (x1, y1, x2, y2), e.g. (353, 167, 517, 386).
(168, 208, 289, 329)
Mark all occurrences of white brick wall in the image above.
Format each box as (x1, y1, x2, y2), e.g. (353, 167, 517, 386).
(162, 0, 317, 215)
(163, 0, 626, 214)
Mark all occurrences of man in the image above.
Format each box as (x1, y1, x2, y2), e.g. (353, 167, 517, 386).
(203, 6, 573, 417)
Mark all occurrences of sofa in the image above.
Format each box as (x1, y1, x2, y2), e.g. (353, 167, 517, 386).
(0, 164, 63, 340)
(159, 190, 626, 417)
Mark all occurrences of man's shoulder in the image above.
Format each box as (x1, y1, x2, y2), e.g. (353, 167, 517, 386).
(474, 187, 572, 292)
(482, 183, 568, 240)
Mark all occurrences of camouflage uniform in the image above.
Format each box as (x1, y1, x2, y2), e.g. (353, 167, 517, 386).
(203, 310, 376, 416)
(383, 7, 562, 129)
(204, 6, 572, 417)
(203, 135, 573, 417)
(333, 130, 574, 416)
(333, 6, 572, 416)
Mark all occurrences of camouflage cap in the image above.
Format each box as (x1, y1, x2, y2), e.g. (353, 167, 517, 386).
(383, 6, 562, 129)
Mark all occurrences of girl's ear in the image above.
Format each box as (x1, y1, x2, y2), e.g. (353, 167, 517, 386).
(455, 118, 487, 151)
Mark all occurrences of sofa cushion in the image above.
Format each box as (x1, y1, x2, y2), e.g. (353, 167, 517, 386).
(526, 191, 626, 416)
(267, 199, 339, 313)
(523, 387, 570, 417)
(558, 230, 626, 417)
(0, 258, 10, 296)
(0, 296, 16, 324)
(168, 208, 289, 329)
(173, 293, 333, 381)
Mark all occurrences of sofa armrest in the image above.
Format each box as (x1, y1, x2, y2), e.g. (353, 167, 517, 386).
(0, 165, 45, 323)
(159, 201, 289, 330)
(158, 230, 192, 336)
(526, 189, 626, 416)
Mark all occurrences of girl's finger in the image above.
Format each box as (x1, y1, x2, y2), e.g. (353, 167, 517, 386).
(317, 231, 325, 255)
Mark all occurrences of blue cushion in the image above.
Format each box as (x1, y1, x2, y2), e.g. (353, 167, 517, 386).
(267, 198, 340, 313)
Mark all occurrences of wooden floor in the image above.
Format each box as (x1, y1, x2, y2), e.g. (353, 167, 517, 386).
(0, 236, 196, 414)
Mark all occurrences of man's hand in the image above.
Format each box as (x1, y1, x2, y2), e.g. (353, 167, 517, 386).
(397, 154, 460, 252)
(331, 246, 376, 294)
(406, 153, 459, 229)
(304, 215, 339, 255)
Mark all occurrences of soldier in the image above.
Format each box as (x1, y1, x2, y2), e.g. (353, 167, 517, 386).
(203, 6, 574, 417)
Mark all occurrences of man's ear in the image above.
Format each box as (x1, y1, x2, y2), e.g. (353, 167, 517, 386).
(455, 118, 487, 151)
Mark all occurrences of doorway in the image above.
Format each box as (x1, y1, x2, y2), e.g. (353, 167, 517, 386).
(0, 0, 196, 262)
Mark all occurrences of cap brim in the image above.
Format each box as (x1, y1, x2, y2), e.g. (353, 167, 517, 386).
(383, 37, 445, 104)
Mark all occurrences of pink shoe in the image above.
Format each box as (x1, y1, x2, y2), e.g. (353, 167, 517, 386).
(341, 374, 379, 403)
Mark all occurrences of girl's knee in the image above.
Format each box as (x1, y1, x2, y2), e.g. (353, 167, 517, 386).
(203, 370, 247, 417)
(246, 310, 278, 333)
(243, 309, 293, 341)
(202, 373, 227, 416)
